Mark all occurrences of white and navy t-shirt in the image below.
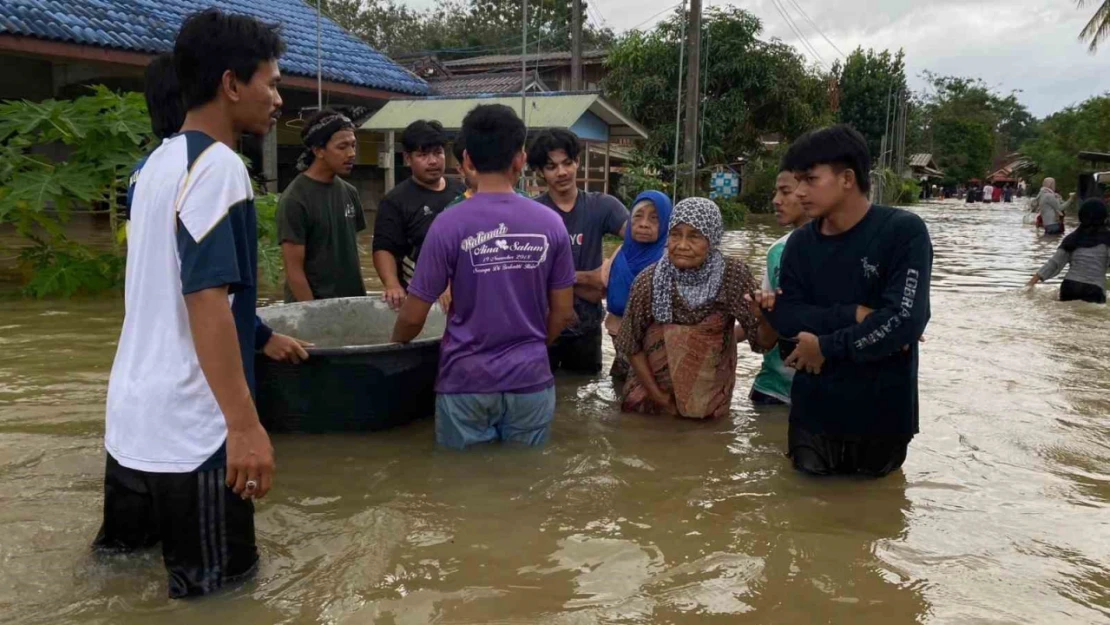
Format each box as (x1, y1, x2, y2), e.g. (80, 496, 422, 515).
(106, 131, 263, 473)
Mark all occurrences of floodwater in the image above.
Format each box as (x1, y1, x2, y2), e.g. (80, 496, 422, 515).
(0, 201, 1108, 624)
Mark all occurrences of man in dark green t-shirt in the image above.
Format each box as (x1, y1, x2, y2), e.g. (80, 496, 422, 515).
(278, 109, 367, 303)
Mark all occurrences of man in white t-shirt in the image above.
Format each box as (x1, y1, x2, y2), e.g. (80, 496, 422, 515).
(94, 9, 307, 599)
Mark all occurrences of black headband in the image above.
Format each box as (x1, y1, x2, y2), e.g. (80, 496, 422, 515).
(297, 113, 355, 171)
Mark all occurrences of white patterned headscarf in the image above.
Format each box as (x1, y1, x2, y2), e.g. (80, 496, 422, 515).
(651, 197, 726, 323)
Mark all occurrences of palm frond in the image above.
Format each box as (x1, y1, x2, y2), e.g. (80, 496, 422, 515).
(1077, 0, 1110, 52)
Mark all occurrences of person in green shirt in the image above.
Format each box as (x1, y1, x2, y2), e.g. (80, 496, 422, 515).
(278, 109, 367, 302)
(749, 168, 811, 406)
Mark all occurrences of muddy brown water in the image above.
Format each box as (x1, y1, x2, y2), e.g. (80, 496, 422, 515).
(0, 201, 1107, 624)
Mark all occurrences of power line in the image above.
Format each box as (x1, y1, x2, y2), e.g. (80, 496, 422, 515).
(772, 0, 825, 67)
(586, 1, 612, 31)
(627, 1, 684, 33)
(769, 0, 826, 70)
(585, 6, 602, 33)
(785, 0, 846, 59)
(597, 7, 611, 30)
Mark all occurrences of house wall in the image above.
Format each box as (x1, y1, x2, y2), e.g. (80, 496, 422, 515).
(0, 55, 55, 101)
(545, 64, 605, 91)
(274, 149, 388, 216)
(569, 111, 609, 142)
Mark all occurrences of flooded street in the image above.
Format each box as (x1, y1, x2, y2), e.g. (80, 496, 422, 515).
(0, 200, 1107, 624)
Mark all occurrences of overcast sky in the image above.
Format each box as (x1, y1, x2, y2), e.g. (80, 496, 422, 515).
(400, 0, 1107, 118)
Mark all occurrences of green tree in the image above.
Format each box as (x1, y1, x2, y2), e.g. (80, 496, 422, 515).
(318, 0, 426, 54)
(1078, 0, 1110, 52)
(832, 48, 907, 160)
(318, 0, 613, 57)
(0, 87, 285, 297)
(914, 73, 1035, 185)
(993, 92, 1038, 155)
(931, 115, 994, 185)
(1020, 95, 1110, 195)
(604, 7, 832, 191)
(0, 87, 150, 296)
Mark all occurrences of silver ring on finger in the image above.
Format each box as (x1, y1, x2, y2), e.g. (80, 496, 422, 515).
(245, 479, 258, 492)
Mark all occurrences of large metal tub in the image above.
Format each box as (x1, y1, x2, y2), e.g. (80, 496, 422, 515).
(255, 297, 445, 433)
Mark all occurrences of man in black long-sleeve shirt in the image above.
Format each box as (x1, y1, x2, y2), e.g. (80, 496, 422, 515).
(767, 125, 933, 478)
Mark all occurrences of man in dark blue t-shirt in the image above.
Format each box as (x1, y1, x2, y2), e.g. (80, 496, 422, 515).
(767, 125, 933, 478)
(530, 129, 628, 375)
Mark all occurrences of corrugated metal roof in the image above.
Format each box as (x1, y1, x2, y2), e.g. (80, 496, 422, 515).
(443, 49, 607, 68)
(431, 72, 548, 96)
(909, 153, 934, 168)
(361, 93, 647, 139)
(0, 0, 428, 95)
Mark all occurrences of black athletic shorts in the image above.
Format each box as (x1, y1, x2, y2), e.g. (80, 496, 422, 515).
(549, 329, 603, 375)
(1060, 279, 1106, 304)
(787, 424, 909, 478)
(92, 452, 259, 599)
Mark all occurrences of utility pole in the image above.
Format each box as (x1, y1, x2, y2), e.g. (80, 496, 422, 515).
(896, 98, 905, 175)
(882, 82, 894, 171)
(671, 0, 687, 204)
(682, 0, 702, 194)
(571, 0, 583, 91)
(891, 90, 901, 175)
(521, 0, 528, 124)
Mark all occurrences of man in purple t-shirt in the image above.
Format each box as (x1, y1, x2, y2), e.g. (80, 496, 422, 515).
(391, 104, 576, 449)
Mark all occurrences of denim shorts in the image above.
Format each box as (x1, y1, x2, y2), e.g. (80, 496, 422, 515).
(435, 386, 556, 450)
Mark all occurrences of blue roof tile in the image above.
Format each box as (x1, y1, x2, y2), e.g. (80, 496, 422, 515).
(0, 0, 428, 95)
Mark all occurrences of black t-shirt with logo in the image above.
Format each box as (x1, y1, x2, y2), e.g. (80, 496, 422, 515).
(277, 174, 367, 303)
(372, 177, 466, 286)
(535, 190, 629, 335)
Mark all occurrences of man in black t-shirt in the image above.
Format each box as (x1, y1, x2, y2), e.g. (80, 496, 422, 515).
(768, 125, 933, 478)
(529, 129, 628, 374)
(372, 120, 465, 309)
(277, 109, 367, 303)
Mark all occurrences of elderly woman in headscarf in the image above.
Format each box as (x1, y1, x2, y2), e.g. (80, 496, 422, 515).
(603, 191, 673, 379)
(615, 198, 778, 419)
(1032, 177, 1066, 235)
(1027, 198, 1110, 303)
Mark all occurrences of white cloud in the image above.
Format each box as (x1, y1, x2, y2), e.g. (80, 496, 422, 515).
(395, 0, 1108, 116)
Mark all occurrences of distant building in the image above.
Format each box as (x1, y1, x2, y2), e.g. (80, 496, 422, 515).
(907, 154, 944, 181)
(361, 93, 647, 197)
(441, 50, 609, 92)
(429, 71, 550, 97)
(0, 0, 428, 205)
(395, 50, 608, 96)
(988, 153, 1032, 186)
